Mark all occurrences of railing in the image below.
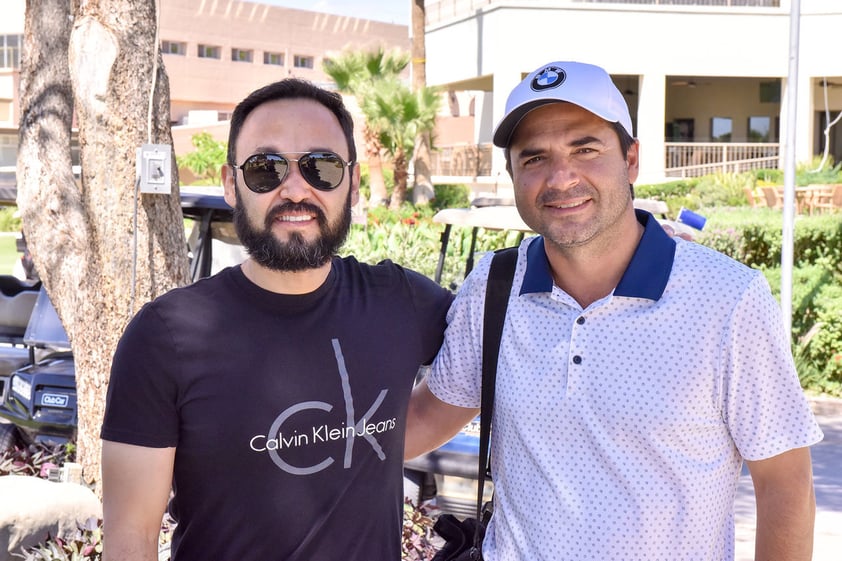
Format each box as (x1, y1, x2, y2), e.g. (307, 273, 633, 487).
(430, 143, 494, 178)
(426, 0, 780, 25)
(665, 142, 780, 178)
(428, 141, 781, 180)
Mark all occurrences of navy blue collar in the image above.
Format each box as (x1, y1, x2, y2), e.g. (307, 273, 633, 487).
(520, 209, 676, 301)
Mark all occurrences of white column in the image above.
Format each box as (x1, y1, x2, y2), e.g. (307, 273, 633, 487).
(795, 73, 814, 165)
(475, 91, 494, 144)
(779, 73, 814, 168)
(635, 72, 667, 185)
(488, 69, 525, 192)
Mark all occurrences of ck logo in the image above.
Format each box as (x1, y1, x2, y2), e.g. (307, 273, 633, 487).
(250, 339, 395, 475)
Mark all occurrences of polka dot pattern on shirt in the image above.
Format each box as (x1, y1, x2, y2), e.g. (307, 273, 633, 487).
(428, 236, 823, 561)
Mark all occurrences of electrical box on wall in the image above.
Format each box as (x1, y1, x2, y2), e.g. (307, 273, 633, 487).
(137, 144, 172, 194)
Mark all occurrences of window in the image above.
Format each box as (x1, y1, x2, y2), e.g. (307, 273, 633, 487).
(711, 117, 732, 142)
(293, 55, 314, 69)
(198, 44, 221, 59)
(264, 52, 284, 66)
(0, 132, 17, 167)
(232, 48, 253, 63)
(759, 81, 781, 103)
(161, 41, 186, 56)
(667, 119, 694, 141)
(0, 35, 22, 69)
(748, 116, 772, 142)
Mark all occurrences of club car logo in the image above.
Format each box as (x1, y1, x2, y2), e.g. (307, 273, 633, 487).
(41, 393, 69, 407)
(531, 66, 566, 92)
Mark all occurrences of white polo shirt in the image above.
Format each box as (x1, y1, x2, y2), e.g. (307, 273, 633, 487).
(427, 211, 823, 561)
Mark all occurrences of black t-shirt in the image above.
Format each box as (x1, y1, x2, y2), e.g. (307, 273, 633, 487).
(101, 258, 453, 561)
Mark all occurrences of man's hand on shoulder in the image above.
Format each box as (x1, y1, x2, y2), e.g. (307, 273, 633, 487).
(661, 223, 694, 241)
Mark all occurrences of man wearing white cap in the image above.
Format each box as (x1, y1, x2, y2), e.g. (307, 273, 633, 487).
(406, 61, 822, 560)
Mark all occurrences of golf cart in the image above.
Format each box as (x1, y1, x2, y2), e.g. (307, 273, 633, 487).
(404, 198, 532, 516)
(0, 284, 74, 449)
(0, 187, 240, 452)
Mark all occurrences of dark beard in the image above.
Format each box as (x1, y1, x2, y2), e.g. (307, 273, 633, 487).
(233, 188, 352, 272)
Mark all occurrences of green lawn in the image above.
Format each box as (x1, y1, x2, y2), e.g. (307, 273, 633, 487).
(0, 234, 20, 276)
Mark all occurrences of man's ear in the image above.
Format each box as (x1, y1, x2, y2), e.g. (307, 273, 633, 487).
(626, 139, 640, 185)
(222, 163, 237, 208)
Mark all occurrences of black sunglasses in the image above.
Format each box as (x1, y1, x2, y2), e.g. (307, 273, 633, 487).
(231, 151, 354, 193)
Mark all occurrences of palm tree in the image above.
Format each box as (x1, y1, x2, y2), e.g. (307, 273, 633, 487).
(411, 0, 435, 204)
(323, 48, 410, 207)
(363, 79, 440, 209)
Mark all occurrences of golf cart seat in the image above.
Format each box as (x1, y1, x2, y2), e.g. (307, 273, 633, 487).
(0, 276, 40, 341)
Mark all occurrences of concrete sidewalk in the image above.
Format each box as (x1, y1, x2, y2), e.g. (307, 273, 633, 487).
(735, 396, 842, 560)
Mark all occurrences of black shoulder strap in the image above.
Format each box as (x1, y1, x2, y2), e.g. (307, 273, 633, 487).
(475, 247, 518, 524)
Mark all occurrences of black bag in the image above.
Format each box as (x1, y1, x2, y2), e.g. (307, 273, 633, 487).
(430, 248, 517, 561)
(430, 513, 486, 561)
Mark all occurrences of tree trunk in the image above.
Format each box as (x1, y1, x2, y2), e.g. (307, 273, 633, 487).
(390, 149, 408, 210)
(364, 125, 389, 207)
(17, 0, 189, 493)
(411, 0, 435, 205)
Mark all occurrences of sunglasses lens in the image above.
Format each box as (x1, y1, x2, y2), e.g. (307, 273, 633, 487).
(299, 152, 345, 190)
(243, 154, 288, 193)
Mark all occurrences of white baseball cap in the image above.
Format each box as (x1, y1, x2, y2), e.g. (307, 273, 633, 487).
(492, 61, 634, 148)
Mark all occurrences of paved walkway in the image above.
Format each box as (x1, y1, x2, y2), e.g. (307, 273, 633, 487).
(735, 396, 842, 560)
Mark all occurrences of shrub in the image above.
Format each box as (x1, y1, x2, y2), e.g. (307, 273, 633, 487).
(17, 518, 103, 561)
(639, 167, 842, 218)
(0, 206, 22, 232)
(358, 163, 395, 204)
(796, 158, 842, 185)
(763, 261, 842, 395)
(342, 217, 522, 291)
(402, 499, 438, 560)
(16, 516, 177, 561)
(635, 179, 698, 216)
(692, 172, 755, 208)
(698, 208, 842, 269)
(176, 132, 226, 185)
(431, 184, 471, 211)
(0, 440, 75, 478)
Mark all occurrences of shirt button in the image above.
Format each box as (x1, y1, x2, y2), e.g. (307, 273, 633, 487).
(572, 355, 582, 365)
(576, 316, 585, 325)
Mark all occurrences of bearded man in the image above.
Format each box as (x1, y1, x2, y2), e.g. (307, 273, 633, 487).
(101, 79, 453, 561)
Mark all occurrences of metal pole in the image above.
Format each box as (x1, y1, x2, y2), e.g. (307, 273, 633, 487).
(781, 0, 800, 336)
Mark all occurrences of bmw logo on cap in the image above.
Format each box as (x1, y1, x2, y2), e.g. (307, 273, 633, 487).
(531, 66, 566, 91)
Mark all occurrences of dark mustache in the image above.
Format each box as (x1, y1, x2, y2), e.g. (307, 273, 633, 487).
(537, 187, 593, 206)
(265, 202, 326, 226)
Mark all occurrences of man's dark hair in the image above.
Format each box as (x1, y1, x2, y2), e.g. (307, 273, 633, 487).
(227, 78, 357, 166)
(611, 121, 635, 156)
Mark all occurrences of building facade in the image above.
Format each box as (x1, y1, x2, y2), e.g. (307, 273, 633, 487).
(4, 0, 841, 194)
(423, 0, 842, 188)
(0, 0, 409, 173)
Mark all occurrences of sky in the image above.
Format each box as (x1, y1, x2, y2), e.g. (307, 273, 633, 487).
(259, 0, 409, 26)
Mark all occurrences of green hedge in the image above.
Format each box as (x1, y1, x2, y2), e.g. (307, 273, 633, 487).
(0, 207, 21, 232)
(698, 208, 842, 269)
(763, 263, 842, 394)
(636, 163, 842, 218)
(342, 216, 518, 291)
